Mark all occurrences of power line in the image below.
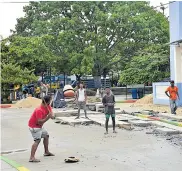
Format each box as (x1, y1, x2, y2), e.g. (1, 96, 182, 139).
(152, 1, 176, 9)
(1, 1, 177, 7)
(0, 1, 29, 3)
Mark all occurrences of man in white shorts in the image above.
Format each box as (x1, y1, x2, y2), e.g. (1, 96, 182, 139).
(28, 95, 55, 162)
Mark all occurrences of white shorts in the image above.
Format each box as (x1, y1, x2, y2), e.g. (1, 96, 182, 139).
(29, 127, 49, 141)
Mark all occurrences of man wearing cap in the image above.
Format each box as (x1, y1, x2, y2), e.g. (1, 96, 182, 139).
(165, 80, 180, 114)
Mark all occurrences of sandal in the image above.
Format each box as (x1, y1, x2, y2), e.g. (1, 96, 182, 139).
(44, 152, 55, 156)
(29, 159, 40, 163)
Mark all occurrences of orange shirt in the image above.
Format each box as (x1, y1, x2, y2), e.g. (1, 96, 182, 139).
(166, 86, 178, 100)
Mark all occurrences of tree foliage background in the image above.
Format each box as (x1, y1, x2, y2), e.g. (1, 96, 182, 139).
(1, 63, 37, 88)
(1, 1, 170, 85)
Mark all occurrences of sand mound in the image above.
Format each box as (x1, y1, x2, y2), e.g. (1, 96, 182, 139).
(14, 97, 41, 108)
(87, 96, 101, 103)
(135, 94, 153, 104)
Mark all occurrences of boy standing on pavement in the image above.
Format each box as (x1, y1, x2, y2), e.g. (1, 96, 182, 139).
(40, 82, 48, 98)
(28, 95, 55, 162)
(165, 80, 180, 114)
(102, 88, 117, 134)
(75, 83, 88, 119)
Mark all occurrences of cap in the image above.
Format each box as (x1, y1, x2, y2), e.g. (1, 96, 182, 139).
(170, 80, 174, 83)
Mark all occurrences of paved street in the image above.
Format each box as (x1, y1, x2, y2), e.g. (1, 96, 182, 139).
(1, 107, 182, 171)
(1, 160, 17, 171)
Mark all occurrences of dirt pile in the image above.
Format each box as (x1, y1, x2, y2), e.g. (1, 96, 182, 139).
(129, 94, 182, 115)
(14, 97, 41, 108)
(87, 96, 101, 103)
(131, 103, 182, 115)
(135, 94, 153, 104)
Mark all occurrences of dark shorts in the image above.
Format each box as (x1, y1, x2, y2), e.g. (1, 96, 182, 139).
(105, 114, 115, 119)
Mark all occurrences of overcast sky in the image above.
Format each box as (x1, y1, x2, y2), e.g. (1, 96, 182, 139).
(0, 0, 170, 38)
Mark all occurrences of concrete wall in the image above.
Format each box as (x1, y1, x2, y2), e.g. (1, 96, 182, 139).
(153, 82, 170, 105)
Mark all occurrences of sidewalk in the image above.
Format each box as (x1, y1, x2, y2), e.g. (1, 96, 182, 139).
(1, 160, 17, 171)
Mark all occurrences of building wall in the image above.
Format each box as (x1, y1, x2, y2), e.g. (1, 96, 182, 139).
(153, 1, 182, 107)
(169, 1, 182, 42)
(153, 82, 170, 105)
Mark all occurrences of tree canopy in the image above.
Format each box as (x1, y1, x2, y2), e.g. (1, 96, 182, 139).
(1, 63, 37, 86)
(120, 45, 170, 84)
(6, 1, 170, 85)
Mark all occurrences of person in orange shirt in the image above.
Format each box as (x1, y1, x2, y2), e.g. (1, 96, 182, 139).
(165, 80, 180, 114)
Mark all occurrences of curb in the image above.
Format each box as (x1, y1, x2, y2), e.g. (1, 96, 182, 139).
(0, 156, 30, 171)
(0, 105, 11, 108)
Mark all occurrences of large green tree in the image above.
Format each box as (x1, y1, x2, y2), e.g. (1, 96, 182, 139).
(120, 44, 170, 84)
(13, 1, 169, 85)
(1, 63, 37, 87)
(1, 35, 57, 75)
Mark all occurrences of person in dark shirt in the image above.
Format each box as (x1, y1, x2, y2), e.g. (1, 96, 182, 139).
(102, 88, 117, 134)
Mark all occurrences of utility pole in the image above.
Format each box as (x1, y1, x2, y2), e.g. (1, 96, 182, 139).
(160, 3, 167, 15)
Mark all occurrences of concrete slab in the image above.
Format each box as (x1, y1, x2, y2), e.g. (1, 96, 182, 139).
(86, 103, 96, 106)
(154, 127, 180, 135)
(88, 115, 113, 127)
(142, 110, 154, 115)
(115, 110, 123, 115)
(54, 109, 101, 117)
(118, 121, 132, 130)
(87, 114, 131, 129)
(117, 116, 129, 122)
(122, 114, 154, 121)
(158, 113, 182, 121)
(116, 114, 152, 123)
(56, 116, 94, 126)
(117, 114, 139, 121)
(151, 121, 182, 132)
(95, 104, 104, 112)
(128, 120, 151, 127)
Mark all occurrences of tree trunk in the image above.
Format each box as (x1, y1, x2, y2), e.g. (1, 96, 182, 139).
(63, 72, 66, 86)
